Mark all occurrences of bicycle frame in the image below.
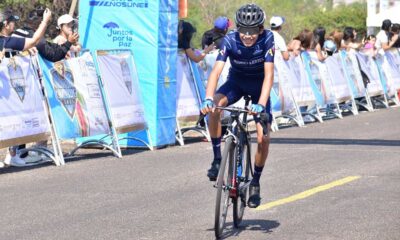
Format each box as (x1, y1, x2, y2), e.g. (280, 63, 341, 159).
(215, 97, 253, 197)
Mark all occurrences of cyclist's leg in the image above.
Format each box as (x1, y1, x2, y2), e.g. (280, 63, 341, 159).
(207, 81, 244, 180)
(246, 86, 272, 207)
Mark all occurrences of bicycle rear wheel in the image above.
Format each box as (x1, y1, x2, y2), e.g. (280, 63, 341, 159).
(215, 137, 234, 239)
(233, 138, 252, 228)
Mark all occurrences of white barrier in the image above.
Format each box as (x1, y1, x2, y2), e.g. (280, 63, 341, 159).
(39, 52, 120, 158)
(175, 51, 210, 145)
(271, 51, 304, 128)
(325, 53, 358, 116)
(339, 50, 373, 111)
(0, 54, 63, 166)
(95, 49, 153, 150)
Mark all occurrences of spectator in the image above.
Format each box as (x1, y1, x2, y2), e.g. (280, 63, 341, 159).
(288, 29, 313, 56)
(0, 8, 51, 55)
(375, 19, 398, 54)
(329, 29, 343, 51)
(342, 26, 361, 50)
(178, 20, 214, 63)
(389, 23, 400, 48)
(201, 16, 230, 50)
(53, 14, 81, 58)
(270, 16, 289, 60)
(0, 8, 52, 167)
(363, 34, 377, 56)
(323, 39, 337, 56)
(311, 26, 327, 61)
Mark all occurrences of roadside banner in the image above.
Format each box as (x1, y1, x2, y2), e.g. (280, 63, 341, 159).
(176, 52, 202, 121)
(339, 50, 367, 98)
(0, 55, 50, 147)
(324, 53, 353, 103)
(381, 50, 400, 97)
(355, 52, 385, 97)
(95, 49, 147, 133)
(39, 52, 110, 139)
(286, 54, 317, 107)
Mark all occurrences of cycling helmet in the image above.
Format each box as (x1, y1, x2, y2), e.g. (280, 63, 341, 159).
(235, 4, 265, 30)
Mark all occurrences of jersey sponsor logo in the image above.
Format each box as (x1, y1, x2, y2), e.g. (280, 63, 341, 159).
(219, 48, 225, 56)
(7, 58, 26, 102)
(267, 48, 274, 57)
(50, 62, 77, 119)
(253, 45, 263, 55)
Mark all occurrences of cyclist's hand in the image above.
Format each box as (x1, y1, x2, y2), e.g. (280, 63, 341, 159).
(201, 98, 215, 114)
(250, 103, 265, 115)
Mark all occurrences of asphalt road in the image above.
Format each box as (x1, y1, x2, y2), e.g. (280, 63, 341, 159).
(0, 108, 399, 240)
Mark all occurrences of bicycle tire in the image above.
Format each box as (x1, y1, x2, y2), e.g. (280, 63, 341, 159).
(214, 137, 234, 239)
(233, 137, 252, 228)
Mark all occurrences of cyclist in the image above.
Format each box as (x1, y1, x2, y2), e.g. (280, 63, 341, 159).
(200, 3, 274, 208)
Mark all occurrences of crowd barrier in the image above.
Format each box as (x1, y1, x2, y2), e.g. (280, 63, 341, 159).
(191, 48, 400, 131)
(0, 54, 63, 166)
(1, 47, 400, 167)
(1, 49, 153, 166)
(175, 52, 210, 145)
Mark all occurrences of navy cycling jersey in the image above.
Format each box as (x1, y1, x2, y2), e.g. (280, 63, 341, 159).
(216, 30, 275, 76)
(1, 36, 25, 51)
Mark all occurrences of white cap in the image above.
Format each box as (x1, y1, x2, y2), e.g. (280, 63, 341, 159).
(270, 16, 285, 28)
(57, 14, 75, 27)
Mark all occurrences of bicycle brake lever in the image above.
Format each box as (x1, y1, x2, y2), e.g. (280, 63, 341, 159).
(258, 112, 269, 136)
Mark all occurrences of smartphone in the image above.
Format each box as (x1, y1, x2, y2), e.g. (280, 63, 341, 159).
(71, 22, 78, 33)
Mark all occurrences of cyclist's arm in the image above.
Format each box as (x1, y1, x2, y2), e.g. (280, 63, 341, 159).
(205, 60, 225, 98)
(258, 62, 274, 106)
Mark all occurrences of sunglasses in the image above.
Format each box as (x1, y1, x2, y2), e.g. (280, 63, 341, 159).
(237, 26, 260, 35)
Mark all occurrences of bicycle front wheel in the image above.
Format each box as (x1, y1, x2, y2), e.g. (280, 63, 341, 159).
(233, 138, 252, 228)
(214, 137, 235, 239)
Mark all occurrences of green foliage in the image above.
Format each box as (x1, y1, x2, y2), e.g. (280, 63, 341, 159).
(0, 0, 74, 38)
(184, 0, 367, 48)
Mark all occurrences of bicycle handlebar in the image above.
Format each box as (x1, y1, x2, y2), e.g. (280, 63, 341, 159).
(197, 107, 269, 136)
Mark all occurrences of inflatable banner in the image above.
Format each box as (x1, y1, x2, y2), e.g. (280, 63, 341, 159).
(0, 55, 50, 147)
(79, 0, 178, 147)
(39, 52, 110, 139)
(95, 50, 147, 133)
(339, 50, 367, 98)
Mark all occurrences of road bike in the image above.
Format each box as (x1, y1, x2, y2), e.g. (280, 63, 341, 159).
(202, 96, 269, 238)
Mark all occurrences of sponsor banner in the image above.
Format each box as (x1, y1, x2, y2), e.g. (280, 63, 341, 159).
(39, 52, 110, 139)
(339, 50, 367, 98)
(308, 51, 336, 104)
(355, 52, 384, 96)
(324, 54, 353, 102)
(0, 55, 50, 147)
(381, 51, 400, 96)
(96, 50, 146, 132)
(286, 54, 316, 106)
(176, 52, 201, 119)
(272, 51, 297, 114)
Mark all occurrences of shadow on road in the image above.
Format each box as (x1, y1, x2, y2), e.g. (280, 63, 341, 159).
(208, 219, 280, 239)
(259, 138, 400, 147)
